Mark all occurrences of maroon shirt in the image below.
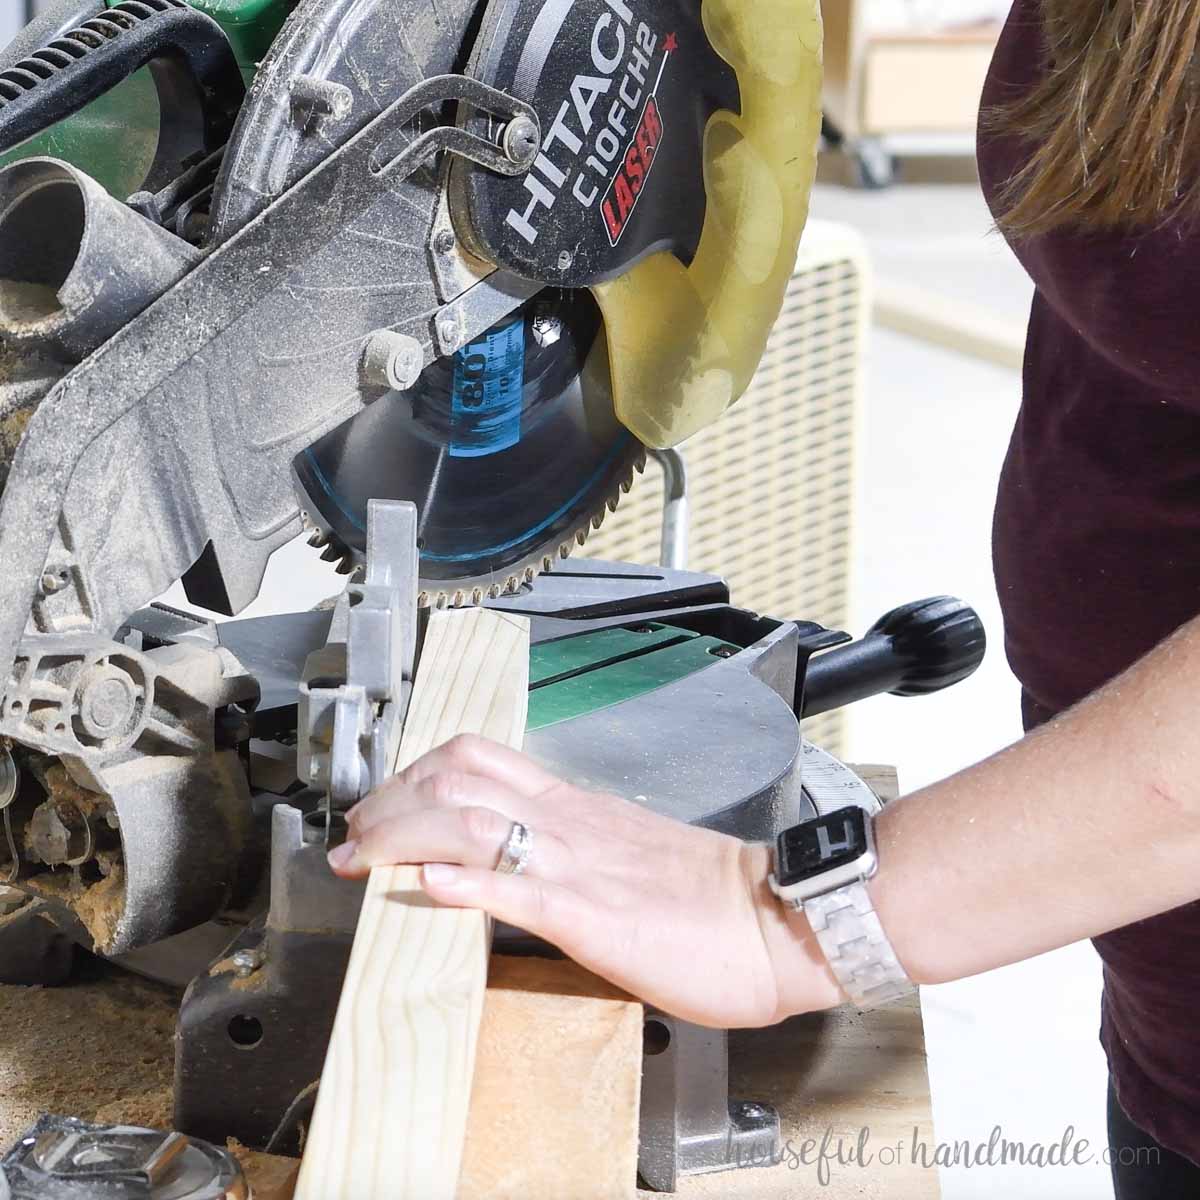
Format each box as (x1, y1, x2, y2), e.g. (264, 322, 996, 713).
(980, 0, 1200, 1163)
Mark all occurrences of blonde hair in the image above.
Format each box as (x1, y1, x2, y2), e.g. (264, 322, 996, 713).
(990, 0, 1200, 235)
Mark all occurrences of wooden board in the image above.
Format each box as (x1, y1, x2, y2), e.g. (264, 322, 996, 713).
(244, 956, 643, 1200)
(294, 608, 530, 1200)
(459, 956, 643, 1200)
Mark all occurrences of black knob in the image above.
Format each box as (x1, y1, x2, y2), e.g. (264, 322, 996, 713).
(799, 596, 986, 719)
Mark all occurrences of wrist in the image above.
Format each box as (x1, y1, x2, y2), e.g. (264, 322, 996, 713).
(741, 842, 848, 1018)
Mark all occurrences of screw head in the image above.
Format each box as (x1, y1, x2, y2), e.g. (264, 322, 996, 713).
(40, 573, 62, 595)
(735, 1101, 771, 1124)
(232, 947, 264, 979)
(557, 250, 574, 272)
(503, 115, 540, 167)
(434, 230, 456, 254)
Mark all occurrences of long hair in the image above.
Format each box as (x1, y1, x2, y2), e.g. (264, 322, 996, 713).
(990, 0, 1200, 236)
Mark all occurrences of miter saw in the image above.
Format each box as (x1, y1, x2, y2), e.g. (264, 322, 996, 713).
(0, 0, 986, 1191)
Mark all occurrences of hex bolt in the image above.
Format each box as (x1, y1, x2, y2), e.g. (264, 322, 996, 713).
(290, 75, 353, 121)
(502, 115, 540, 168)
(361, 329, 424, 392)
(232, 947, 264, 979)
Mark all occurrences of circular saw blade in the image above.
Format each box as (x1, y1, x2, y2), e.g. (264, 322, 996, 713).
(293, 289, 645, 607)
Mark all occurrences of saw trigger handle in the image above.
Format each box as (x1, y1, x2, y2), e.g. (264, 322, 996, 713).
(800, 597, 987, 720)
(0, 0, 244, 188)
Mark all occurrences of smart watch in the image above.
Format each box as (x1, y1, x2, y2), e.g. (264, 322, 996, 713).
(770, 798, 913, 1010)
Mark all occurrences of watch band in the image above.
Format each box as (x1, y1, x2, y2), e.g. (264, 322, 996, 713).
(804, 881, 913, 1009)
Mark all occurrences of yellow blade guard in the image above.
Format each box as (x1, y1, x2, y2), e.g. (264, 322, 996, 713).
(592, 0, 822, 448)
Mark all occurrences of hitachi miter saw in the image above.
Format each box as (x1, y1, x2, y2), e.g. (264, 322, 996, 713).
(0, 0, 985, 1191)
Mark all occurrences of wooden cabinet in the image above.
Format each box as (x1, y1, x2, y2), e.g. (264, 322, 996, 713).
(821, 0, 1001, 185)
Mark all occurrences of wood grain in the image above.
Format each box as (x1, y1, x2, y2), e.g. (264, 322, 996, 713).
(294, 608, 530, 1200)
(459, 957, 642, 1200)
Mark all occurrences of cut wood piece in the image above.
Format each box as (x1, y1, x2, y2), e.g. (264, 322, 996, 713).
(295, 608, 531, 1200)
(233, 1144, 299, 1200)
(459, 956, 643, 1200)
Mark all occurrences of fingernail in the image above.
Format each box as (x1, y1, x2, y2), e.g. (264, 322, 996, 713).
(422, 862, 461, 887)
(327, 841, 359, 871)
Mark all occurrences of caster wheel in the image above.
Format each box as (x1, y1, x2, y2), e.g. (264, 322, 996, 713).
(854, 139, 896, 190)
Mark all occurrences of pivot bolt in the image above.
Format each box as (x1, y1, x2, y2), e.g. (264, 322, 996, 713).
(232, 947, 265, 979)
(361, 329, 424, 392)
(502, 115, 540, 168)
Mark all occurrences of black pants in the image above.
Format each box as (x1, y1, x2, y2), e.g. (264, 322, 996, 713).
(1108, 1081, 1200, 1199)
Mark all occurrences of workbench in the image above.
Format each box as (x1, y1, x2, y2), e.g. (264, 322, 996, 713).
(0, 771, 939, 1197)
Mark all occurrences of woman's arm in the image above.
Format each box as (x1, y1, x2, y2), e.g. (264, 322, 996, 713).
(328, 612, 1200, 1025)
(873, 611, 1200, 985)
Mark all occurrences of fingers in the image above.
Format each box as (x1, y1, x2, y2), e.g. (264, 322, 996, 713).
(394, 735, 561, 799)
(330, 804, 569, 882)
(419, 863, 595, 953)
(347, 770, 527, 839)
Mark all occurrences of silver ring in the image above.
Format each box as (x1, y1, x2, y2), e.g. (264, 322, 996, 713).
(495, 821, 533, 876)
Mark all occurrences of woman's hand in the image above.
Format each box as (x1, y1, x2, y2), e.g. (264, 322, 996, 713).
(327, 734, 845, 1028)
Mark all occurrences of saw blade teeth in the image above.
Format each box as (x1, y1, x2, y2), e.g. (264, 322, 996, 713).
(412, 439, 644, 609)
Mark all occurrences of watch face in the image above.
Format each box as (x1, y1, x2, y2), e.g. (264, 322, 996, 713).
(776, 806, 870, 888)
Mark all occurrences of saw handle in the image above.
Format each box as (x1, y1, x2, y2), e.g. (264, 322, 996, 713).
(799, 597, 986, 720)
(0, 0, 244, 182)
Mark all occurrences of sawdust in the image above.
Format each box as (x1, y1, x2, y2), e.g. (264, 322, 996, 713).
(0, 959, 178, 1151)
(23, 863, 126, 954)
(71, 867, 125, 952)
(16, 765, 126, 951)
